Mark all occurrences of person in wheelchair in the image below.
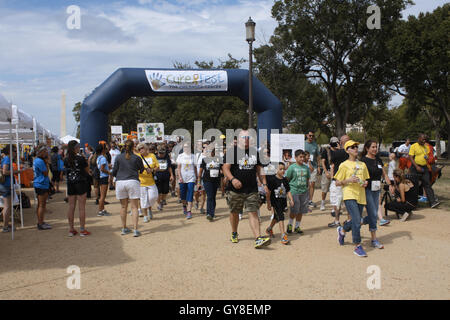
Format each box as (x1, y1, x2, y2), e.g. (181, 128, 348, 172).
(385, 169, 418, 221)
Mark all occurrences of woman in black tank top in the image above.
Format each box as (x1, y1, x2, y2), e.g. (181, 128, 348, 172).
(385, 169, 417, 221)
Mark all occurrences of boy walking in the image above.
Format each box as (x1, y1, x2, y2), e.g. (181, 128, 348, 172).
(285, 150, 310, 234)
(265, 163, 294, 244)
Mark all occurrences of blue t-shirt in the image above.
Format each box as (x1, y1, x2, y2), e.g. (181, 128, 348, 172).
(1, 156, 14, 187)
(33, 157, 50, 189)
(97, 155, 109, 179)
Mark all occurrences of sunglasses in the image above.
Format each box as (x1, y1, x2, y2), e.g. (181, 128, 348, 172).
(348, 145, 358, 150)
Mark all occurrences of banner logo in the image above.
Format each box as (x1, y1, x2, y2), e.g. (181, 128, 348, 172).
(146, 70, 228, 92)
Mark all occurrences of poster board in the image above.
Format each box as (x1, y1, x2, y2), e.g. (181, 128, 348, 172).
(111, 125, 123, 144)
(137, 123, 164, 143)
(270, 134, 305, 163)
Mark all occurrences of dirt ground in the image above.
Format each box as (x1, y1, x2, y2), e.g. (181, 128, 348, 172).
(0, 183, 449, 300)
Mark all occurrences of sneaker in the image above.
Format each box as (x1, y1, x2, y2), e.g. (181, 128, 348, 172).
(371, 239, 384, 249)
(328, 221, 341, 228)
(206, 215, 213, 221)
(286, 224, 293, 234)
(148, 210, 153, 219)
(254, 236, 271, 248)
(186, 211, 192, 219)
(133, 230, 141, 237)
(109, 186, 115, 190)
(157, 204, 163, 211)
(353, 245, 368, 257)
(331, 210, 336, 217)
(294, 226, 303, 234)
(80, 230, 91, 237)
(162, 200, 167, 206)
(200, 208, 205, 215)
(121, 228, 131, 235)
(171, 191, 176, 197)
(37, 222, 52, 230)
(138, 209, 143, 217)
(68, 229, 78, 237)
(337, 226, 345, 246)
(97, 211, 104, 217)
(102, 210, 111, 216)
(178, 199, 182, 204)
(239, 213, 243, 220)
(183, 206, 187, 215)
(379, 218, 390, 226)
(308, 200, 316, 208)
(231, 232, 239, 243)
(266, 227, 274, 238)
(281, 233, 290, 245)
(401, 212, 410, 222)
(143, 216, 150, 223)
(194, 202, 199, 210)
(2, 225, 15, 233)
(320, 203, 326, 211)
(431, 201, 441, 209)
(418, 196, 428, 203)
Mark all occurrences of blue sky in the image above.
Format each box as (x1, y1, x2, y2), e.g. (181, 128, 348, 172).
(0, 0, 447, 137)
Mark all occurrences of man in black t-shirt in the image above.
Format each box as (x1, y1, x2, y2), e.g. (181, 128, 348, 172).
(320, 137, 339, 211)
(328, 135, 350, 228)
(222, 129, 271, 249)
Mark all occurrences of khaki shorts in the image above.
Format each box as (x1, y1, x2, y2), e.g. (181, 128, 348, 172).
(321, 172, 331, 193)
(310, 168, 317, 183)
(226, 191, 260, 214)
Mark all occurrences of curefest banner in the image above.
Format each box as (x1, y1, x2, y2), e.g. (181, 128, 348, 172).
(145, 70, 228, 92)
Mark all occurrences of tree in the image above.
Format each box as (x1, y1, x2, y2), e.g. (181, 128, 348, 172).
(269, 0, 412, 137)
(388, 4, 449, 157)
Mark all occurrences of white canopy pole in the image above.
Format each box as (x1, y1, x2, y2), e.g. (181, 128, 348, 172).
(14, 117, 24, 228)
(33, 117, 37, 147)
(9, 104, 14, 240)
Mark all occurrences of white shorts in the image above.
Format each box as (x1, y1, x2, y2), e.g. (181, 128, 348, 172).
(329, 180, 343, 208)
(115, 180, 141, 200)
(140, 185, 158, 209)
(310, 168, 317, 183)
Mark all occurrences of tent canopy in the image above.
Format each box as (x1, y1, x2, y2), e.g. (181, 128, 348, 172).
(61, 135, 79, 144)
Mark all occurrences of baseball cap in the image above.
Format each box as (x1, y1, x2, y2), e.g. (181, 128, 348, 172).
(344, 140, 359, 150)
(330, 137, 339, 144)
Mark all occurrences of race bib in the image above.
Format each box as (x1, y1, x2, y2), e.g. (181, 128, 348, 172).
(210, 169, 219, 178)
(310, 155, 314, 162)
(160, 162, 167, 170)
(371, 180, 381, 191)
(377, 164, 383, 169)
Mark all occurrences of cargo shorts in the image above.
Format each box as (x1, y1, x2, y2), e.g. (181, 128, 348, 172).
(226, 191, 260, 214)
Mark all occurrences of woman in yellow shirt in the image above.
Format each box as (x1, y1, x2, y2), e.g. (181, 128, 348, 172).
(334, 140, 370, 257)
(137, 143, 159, 223)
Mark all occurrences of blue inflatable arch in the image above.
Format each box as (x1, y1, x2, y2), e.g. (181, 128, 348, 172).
(80, 68, 282, 147)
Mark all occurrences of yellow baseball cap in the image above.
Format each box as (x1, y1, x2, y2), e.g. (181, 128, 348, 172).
(344, 140, 359, 150)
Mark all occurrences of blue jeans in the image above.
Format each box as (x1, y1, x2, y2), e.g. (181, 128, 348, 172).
(179, 182, 195, 203)
(203, 181, 218, 217)
(363, 189, 379, 232)
(343, 200, 365, 244)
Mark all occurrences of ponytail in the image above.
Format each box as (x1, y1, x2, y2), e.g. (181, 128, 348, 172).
(125, 140, 134, 160)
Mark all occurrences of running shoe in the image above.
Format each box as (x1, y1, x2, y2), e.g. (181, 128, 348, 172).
(102, 210, 112, 216)
(68, 229, 78, 237)
(371, 239, 384, 249)
(80, 230, 91, 237)
(281, 233, 290, 245)
(418, 196, 428, 203)
(109, 186, 115, 191)
(353, 245, 368, 257)
(266, 227, 274, 238)
(239, 213, 243, 220)
(331, 210, 336, 217)
(206, 215, 213, 221)
(162, 200, 167, 205)
(138, 209, 143, 217)
(121, 228, 131, 235)
(143, 216, 150, 223)
(194, 202, 199, 210)
(37, 222, 52, 230)
(431, 201, 441, 209)
(183, 206, 187, 215)
(157, 204, 163, 211)
(401, 212, 410, 222)
(379, 218, 390, 226)
(231, 232, 239, 243)
(133, 230, 141, 237)
(95, 199, 99, 205)
(254, 236, 271, 248)
(328, 221, 340, 228)
(148, 210, 153, 219)
(186, 211, 192, 219)
(286, 224, 293, 234)
(200, 208, 205, 215)
(2, 225, 15, 233)
(309, 201, 317, 208)
(178, 199, 182, 204)
(97, 211, 104, 217)
(337, 226, 345, 246)
(320, 203, 326, 211)
(294, 226, 303, 234)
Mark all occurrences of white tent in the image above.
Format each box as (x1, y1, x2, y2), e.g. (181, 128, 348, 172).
(60, 135, 79, 144)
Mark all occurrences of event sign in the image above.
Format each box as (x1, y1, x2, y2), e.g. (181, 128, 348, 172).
(145, 70, 228, 92)
(111, 125, 123, 144)
(137, 123, 164, 143)
(270, 134, 305, 163)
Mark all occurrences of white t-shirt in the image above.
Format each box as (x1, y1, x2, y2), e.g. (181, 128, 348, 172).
(177, 153, 196, 183)
(397, 144, 410, 158)
(109, 148, 121, 167)
(195, 152, 206, 173)
(388, 160, 396, 181)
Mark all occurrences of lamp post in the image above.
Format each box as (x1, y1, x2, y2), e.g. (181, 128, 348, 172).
(245, 17, 255, 129)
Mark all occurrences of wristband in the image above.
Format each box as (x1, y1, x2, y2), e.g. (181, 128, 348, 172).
(230, 177, 236, 183)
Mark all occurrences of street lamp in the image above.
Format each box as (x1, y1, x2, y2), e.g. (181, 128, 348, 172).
(245, 17, 255, 129)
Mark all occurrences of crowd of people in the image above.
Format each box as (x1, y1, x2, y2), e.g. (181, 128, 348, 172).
(0, 130, 444, 257)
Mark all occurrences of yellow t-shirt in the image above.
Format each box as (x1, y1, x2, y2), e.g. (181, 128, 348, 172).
(139, 153, 159, 187)
(408, 143, 429, 166)
(334, 160, 370, 205)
